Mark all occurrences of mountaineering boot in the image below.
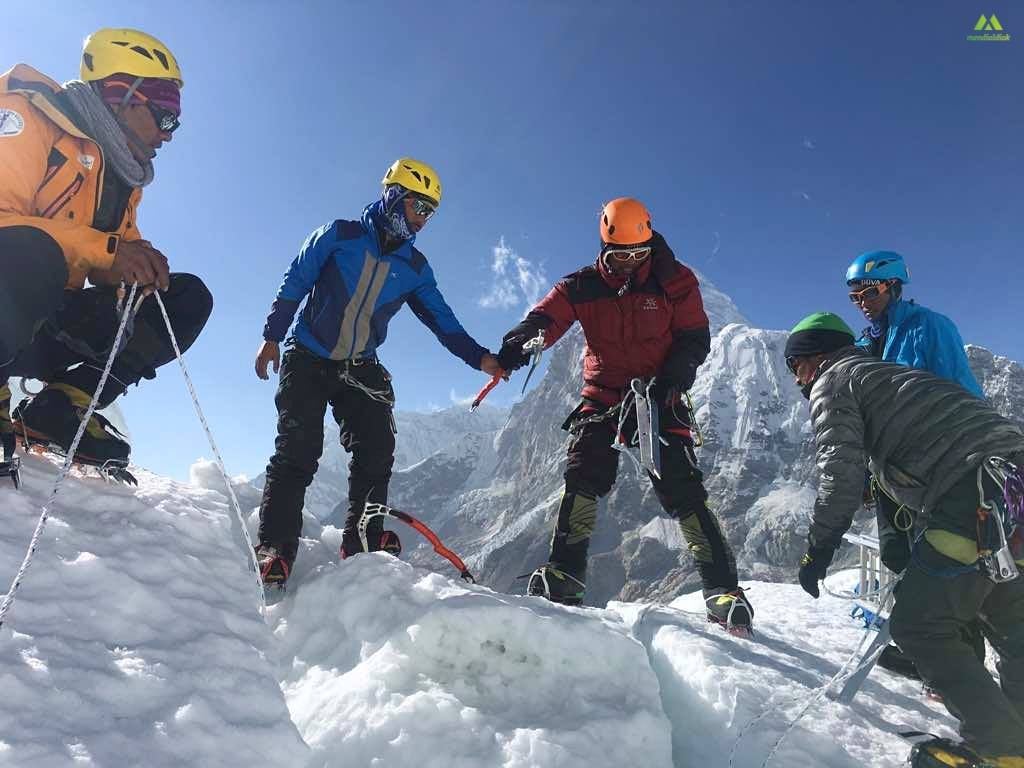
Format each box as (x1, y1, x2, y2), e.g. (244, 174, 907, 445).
(527, 564, 586, 606)
(255, 543, 293, 588)
(905, 737, 1024, 767)
(907, 737, 983, 767)
(339, 527, 402, 560)
(378, 530, 402, 556)
(12, 383, 129, 464)
(878, 643, 923, 680)
(704, 587, 754, 638)
(525, 488, 597, 606)
(977, 757, 1024, 768)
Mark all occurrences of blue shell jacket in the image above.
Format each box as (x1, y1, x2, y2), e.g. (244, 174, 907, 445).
(856, 298, 983, 397)
(262, 201, 488, 368)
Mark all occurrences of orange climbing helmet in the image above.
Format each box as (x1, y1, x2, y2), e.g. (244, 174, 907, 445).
(599, 197, 653, 246)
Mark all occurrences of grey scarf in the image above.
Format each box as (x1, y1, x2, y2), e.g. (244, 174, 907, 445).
(61, 80, 154, 188)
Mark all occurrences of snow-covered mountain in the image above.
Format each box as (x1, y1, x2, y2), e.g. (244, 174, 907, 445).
(0, 457, 960, 768)
(239, 275, 1024, 610)
(275, 273, 1024, 609)
(4, 271, 1018, 767)
(391, 318, 819, 604)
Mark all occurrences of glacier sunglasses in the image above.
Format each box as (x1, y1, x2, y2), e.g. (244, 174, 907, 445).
(603, 245, 652, 262)
(145, 102, 180, 134)
(408, 195, 437, 219)
(848, 282, 889, 305)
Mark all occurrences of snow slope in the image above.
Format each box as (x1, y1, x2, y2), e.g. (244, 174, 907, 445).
(1, 455, 959, 768)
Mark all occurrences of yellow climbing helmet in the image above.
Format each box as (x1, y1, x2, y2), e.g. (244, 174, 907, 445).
(80, 28, 184, 86)
(381, 157, 442, 205)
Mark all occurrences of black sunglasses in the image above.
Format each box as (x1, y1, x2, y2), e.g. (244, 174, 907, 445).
(145, 102, 180, 134)
(785, 356, 800, 374)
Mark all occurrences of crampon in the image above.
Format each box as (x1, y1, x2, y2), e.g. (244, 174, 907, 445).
(15, 433, 137, 486)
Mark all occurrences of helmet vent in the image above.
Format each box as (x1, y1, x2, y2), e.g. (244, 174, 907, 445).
(423, 175, 432, 189)
(153, 49, 169, 70)
(130, 45, 155, 60)
(112, 41, 130, 47)
(83, 52, 94, 72)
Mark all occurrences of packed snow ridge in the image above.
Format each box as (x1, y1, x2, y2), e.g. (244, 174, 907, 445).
(1, 456, 957, 768)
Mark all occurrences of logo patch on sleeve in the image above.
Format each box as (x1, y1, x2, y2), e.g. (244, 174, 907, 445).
(0, 109, 25, 137)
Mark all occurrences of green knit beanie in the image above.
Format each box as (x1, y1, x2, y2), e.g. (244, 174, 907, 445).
(784, 312, 856, 358)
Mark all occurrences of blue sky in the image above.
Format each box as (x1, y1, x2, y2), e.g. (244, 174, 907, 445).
(3, 1, 1021, 480)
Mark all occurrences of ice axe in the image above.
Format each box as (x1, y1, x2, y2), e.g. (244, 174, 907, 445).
(469, 329, 546, 410)
(518, 329, 546, 394)
(359, 502, 475, 582)
(612, 377, 673, 480)
(470, 371, 504, 411)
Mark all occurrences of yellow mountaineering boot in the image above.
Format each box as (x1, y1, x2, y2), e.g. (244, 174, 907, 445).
(12, 382, 129, 464)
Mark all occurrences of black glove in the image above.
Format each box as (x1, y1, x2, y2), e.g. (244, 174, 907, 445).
(497, 340, 530, 372)
(798, 545, 835, 599)
(653, 376, 686, 408)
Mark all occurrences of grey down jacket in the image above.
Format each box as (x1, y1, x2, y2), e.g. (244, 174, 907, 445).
(806, 346, 1024, 550)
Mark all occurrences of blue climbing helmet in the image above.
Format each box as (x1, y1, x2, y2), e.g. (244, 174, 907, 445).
(845, 250, 911, 285)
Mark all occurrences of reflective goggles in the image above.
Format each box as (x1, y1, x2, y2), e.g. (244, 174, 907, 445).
(785, 356, 800, 375)
(848, 282, 889, 304)
(409, 195, 438, 219)
(603, 245, 652, 262)
(145, 101, 181, 134)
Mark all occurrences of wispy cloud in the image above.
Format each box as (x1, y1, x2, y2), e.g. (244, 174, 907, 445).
(707, 230, 722, 265)
(799, 191, 812, 201)
(478, 237, 548, 312)
(802, 137, 816, 150)
(449, 388, 476, 407)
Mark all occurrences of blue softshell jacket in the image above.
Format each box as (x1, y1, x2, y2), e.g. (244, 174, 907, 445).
(857, 298, 983, 397)
(263, 201, 487, 368)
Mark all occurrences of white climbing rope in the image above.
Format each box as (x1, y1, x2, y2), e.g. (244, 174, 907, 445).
(727, 578, 901, 768)
(0, 283, 139, 631)
(152, 290, 265, 611)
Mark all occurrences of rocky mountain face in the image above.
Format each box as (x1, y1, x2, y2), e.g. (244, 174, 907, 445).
(260, 279, 1024, 607)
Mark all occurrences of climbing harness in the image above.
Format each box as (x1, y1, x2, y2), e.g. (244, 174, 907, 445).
(612, 377, 667, 478)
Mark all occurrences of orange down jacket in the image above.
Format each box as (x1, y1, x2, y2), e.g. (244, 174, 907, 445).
(0, 64, 144, 288)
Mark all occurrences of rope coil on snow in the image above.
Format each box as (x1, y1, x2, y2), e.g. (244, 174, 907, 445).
(0, 283, 139, 631)
(152, 291, 265, 611)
